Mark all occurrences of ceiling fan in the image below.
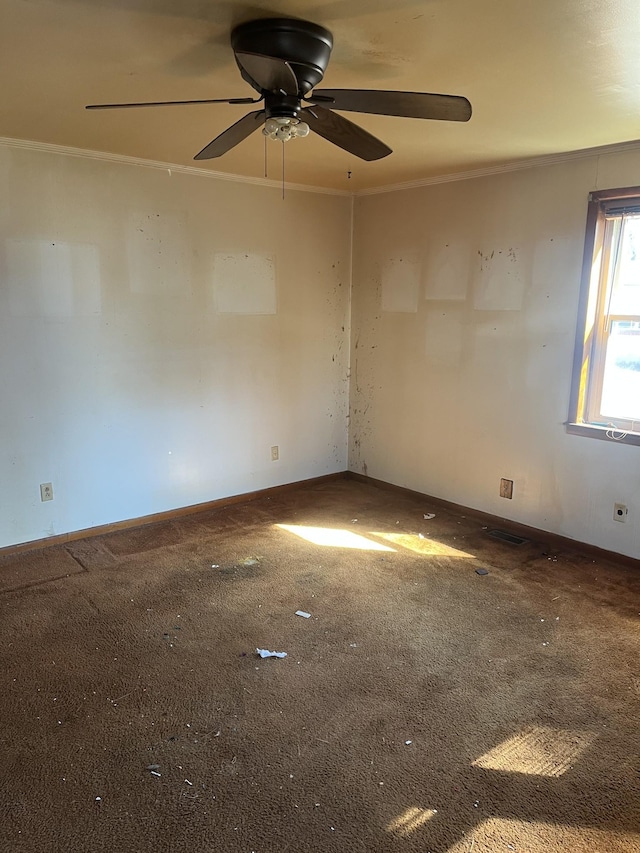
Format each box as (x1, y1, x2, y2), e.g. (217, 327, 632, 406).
(86, 17, 472, 162)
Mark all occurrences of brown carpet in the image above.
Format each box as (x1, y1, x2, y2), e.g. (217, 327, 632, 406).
(1, 478, 638, 853)
(0, 545, 85, 593)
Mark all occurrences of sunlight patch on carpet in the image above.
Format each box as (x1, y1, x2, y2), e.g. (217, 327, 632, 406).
(277, 524, 395, 551)
(386, 806, 437, 838)
(371, 532, 475, 558)
(448, 818, 639, 853)
(472, 726, 596, 778)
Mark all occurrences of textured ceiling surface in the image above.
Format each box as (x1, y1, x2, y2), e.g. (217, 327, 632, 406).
(2, 0, 640, 191)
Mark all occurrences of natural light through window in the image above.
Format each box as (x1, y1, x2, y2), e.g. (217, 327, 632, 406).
(596, 214, 640, 422)
(446, 818, 640, 853)
(570, 187, 640, 441)
(277, 524, 395, 551)
(371, 532, 475, 559)
(386, 807, 438, 838)
(472, 726, 595, 778)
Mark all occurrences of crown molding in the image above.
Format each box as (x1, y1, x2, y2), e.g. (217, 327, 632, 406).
(3, 134, 640, 199)
(0, 136, 351, 197)
(354, 137, 640, 196)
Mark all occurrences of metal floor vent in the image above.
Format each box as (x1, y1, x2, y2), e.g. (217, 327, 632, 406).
(488, 529, 529, 546)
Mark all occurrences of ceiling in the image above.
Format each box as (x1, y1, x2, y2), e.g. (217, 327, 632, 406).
(2, 0, 640, 192)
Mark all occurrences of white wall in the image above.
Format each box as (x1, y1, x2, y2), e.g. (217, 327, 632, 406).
(0, 145, 351, 548)
(350, 149, 640, 559)
(4, 142, 639, 559)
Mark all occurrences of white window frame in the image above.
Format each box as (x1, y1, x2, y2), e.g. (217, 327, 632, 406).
(567, 187, 640, 446)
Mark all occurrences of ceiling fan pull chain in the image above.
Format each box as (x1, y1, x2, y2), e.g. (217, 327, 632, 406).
(282, 140, 285, 200)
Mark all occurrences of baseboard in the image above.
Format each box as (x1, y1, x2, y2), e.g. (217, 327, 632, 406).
(0, 472, 349, 557)
(5, 470, 636, 570)
(346, 471, 639, 570)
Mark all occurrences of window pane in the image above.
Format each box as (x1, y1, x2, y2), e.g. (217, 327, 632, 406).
(600, 321, 640, 420)
(610, 216, 640, 315)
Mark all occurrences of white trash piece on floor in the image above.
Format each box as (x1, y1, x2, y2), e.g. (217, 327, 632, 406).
(295, 610, 312, 619)
(423, 513, 436, 520)
(256, 648, 287, 659)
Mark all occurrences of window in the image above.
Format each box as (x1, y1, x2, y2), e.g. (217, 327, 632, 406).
(568, 187, 640, 445)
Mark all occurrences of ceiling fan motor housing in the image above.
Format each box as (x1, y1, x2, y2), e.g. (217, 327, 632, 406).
(231, 18, 333, 96)
(263, 93, 303, 121)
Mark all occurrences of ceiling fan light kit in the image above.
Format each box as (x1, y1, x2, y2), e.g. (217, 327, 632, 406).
(263, 116, 310, 142)
(86, 17, 472, 163)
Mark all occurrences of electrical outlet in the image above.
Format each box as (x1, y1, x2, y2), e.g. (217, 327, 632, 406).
(40, 482, 54, 502)
(271, 445, 279, 462)
(613, 502, 628, 523)
(500, 478, 513, 499)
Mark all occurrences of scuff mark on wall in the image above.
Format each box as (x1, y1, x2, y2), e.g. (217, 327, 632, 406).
(128, 211, 188, 294)
(474, 245, 528, 311)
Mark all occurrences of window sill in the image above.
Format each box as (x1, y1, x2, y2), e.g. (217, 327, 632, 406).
(566, 422, 640, 446)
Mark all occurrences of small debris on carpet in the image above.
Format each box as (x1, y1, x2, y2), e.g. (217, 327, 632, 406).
(475, 568, 490, 576)
(295, 610, 311, 619)
(256, 649, 287, 659)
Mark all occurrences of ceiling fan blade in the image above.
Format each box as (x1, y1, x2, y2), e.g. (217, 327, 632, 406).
(194, 109, 265, 160)
(86, 97, 258, 111)
(301, 106, 391, 161)
(312, 89, 472, 122)
(235, 51, 298, 95)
